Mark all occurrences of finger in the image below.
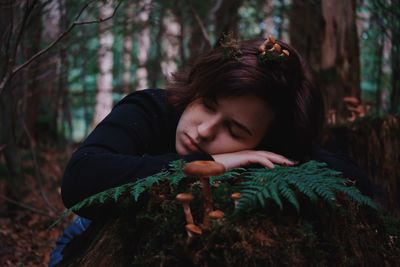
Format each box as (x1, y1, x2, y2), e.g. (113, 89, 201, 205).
(255, 151, 294, 165)
(252, 156, 274, 169)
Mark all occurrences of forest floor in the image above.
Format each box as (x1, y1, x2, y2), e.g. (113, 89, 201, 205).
(0, 148, 74, 266)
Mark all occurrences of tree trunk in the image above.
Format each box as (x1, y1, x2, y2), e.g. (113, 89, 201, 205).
(122, 2, 134, 95)
(323, 115, 400, 217)
(214, 0, 243, 37)
(161, 10, 181, 80)
(93, 1, 114, 126)
(187, 1, 212, 64)
(0, 1, 31, 199)
(390, 0, 400, 114)
(22, 0, 62, 146)
(289, 0, 361, 121)
(148, 5, 165, 89)
(135, 0, 151, 91)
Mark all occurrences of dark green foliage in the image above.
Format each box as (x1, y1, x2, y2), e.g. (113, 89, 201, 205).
(53, 160, 378, 228)
(51, 160, 186, 227)
(234, 161, 378, 215)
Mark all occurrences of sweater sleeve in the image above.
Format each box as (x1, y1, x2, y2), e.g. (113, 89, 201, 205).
(61, 89, 212, 215)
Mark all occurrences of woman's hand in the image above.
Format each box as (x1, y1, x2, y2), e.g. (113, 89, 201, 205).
(211, 150, 296, 170)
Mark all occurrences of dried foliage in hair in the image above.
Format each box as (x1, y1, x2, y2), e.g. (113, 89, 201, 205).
(218, 32, 243, 61)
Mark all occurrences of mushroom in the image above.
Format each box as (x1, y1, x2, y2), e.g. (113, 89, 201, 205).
(176, 193, 194, 224)
(273, 43, 282, 53)
(184, 161, 225, 229)
(231, 192, 241, 208)
(281, 49, 290, 57)
(185, 223, 202, 239)
(208, 210, 224, 225)
(208, 210, 225, 227)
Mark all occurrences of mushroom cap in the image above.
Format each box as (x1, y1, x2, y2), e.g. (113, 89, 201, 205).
(282, 49, 290, 57)
(185, 223, 202, 235)
(342, 96, 359, 106)
(176, 193, 194, 203)
(231, 192, 241, 200)
(184, 161, 225, 177)
(208, 210, 224, 219)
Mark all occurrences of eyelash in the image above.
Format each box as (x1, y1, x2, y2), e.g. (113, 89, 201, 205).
(225, 122, 241, 139)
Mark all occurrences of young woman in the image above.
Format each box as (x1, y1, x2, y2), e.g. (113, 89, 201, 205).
(49, 36, 372, 266)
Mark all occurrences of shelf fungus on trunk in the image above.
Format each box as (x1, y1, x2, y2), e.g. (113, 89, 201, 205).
(184, 161, 225, 229)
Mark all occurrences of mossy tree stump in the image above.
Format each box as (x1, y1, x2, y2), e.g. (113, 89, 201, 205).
(323, 115, 400, 217)
(59, 116, 400, 266)
(59, 195, 399, 266)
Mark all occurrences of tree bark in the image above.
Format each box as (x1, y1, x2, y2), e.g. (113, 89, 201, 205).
(161, 10, 181, 80)
(122, 2, 134, 95)
(93, 1, 114, 126)
(0, 1, 35, 199)
(389, 0, 400, 114)
(214, 0, 243, 37)
(148, 4, 165, 89)
(289, 0, 361, 121)
(135, 0, 151, 91)
(323, 115, 400, 217)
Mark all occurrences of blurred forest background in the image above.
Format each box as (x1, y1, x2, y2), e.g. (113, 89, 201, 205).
(0, 0, 399, 266)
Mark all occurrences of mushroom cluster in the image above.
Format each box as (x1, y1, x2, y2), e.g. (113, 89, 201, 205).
(175, 161, 242, 239)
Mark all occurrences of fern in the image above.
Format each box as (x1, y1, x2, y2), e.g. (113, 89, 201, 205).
(52, 160, 378, 227)
(233, 161, 378, 215)
(52, 161, 183, 227)
(167, 160, 186, 187)
(209, 168, 245, 184)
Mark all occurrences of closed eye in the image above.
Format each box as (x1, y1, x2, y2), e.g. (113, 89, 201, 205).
(202, 98, 218, 112)
(225, 122, 243, 139)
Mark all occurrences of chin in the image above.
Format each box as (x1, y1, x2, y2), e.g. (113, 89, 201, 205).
(175, 142, 186, 156)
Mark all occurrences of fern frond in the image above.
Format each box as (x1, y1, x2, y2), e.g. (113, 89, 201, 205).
(233, 160, 378, 215)
(168, 160, 186, 187)
(277, 180, 300, 211)
(210, 168, 245, 184)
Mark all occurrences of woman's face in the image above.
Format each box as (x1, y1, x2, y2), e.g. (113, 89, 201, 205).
(175, 94, 274, 155)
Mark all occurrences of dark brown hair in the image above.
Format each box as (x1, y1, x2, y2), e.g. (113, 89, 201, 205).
(166, 38, 324, 160)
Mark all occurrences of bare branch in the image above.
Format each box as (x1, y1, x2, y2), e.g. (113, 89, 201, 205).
(75, 0, 121, 25)
(11, 0, 39, 65)
(0, 0, 122, 96)
(184, 0, 212, 49)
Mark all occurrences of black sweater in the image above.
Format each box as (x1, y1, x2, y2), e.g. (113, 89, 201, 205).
(61, 89, 373, 217)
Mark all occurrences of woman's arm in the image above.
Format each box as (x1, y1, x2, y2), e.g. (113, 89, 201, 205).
(61, 89, 212, 216)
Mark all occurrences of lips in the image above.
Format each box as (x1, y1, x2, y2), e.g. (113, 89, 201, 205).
(184, 134, 203, 153)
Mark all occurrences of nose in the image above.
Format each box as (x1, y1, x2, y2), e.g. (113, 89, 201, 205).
(197, 118, 219, 142)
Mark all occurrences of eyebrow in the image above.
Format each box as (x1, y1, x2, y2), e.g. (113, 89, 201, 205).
(230, 119, 253, 136)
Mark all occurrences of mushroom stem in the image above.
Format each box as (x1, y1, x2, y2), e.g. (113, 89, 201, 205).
(176, 193, 195, 225)
(231, 192, 241, 209)
(200, 177, 213, 229)
(183, 203, 194, 224)
(183, 161, 225, 230)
